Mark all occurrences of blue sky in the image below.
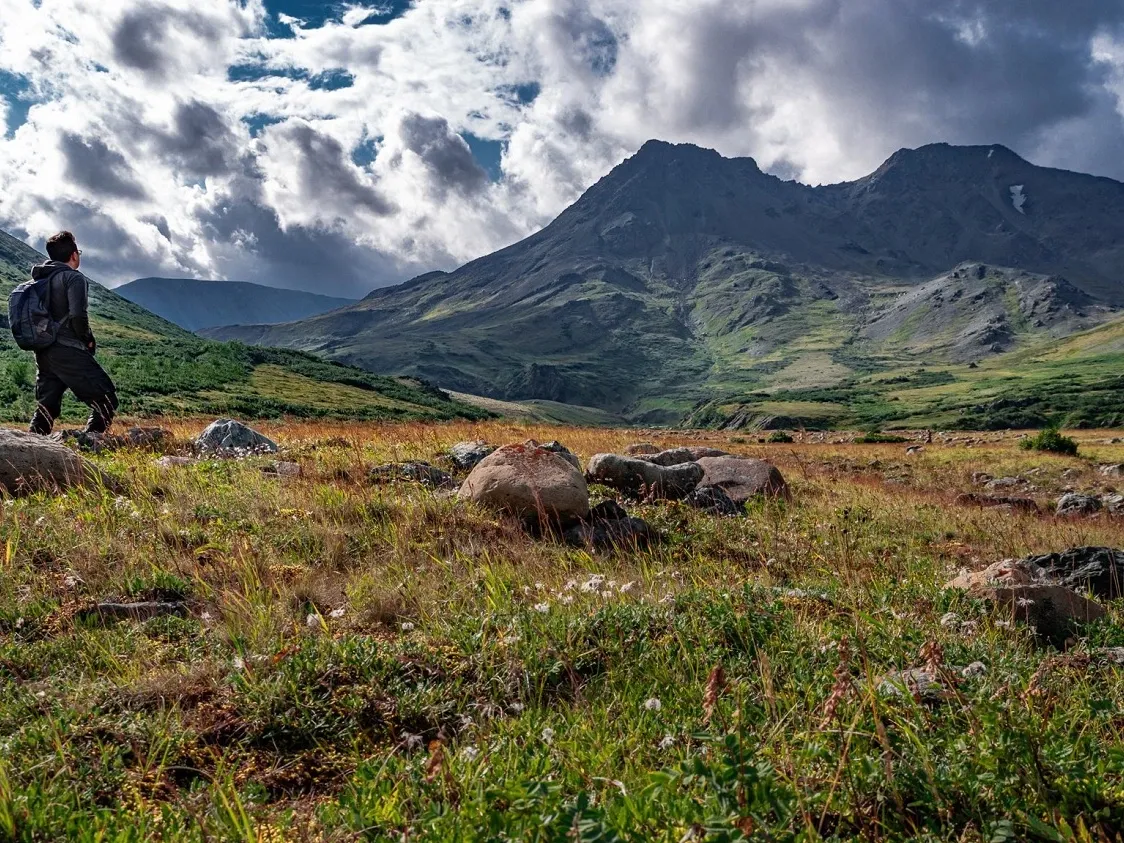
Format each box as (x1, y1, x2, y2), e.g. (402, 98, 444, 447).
(0, 0, 1122, 296)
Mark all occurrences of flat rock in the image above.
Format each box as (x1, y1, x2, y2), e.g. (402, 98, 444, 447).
(0, 429, 110, 496)
(447, 440, 496, 472)
(585, 453, 702, 500)
(196, 419, 278, 454)
(694, 456, 788, 504)
(459, 441, 589, 524)
(369, 461, 454, 488)
(955, 493, 1039, 513)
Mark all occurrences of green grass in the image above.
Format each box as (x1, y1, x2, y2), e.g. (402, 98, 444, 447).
(1, 420, 1122, 839)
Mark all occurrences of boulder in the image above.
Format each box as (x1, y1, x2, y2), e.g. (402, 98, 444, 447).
(624, 443, 661, 456)
(1099, 464, 1124, 478)
(689, 447, 731, 459)
(369, 461, 454, 489)
(1056, 493, 1102, 517)
(695, 456, 789, 504)
(1024, 547, 1124, 600)
(196, 419, 278, 454)
(684, 485, 742, 516)
(447, 440, 496, 472)
(458, 441, 589, 524)
(563, 500, 657, 551)
(585, 453, 702, 500)
(0, 429, 109, 496)
(945, 559, 1105, 646)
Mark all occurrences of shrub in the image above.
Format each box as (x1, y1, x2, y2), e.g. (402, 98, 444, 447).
(855, 432, 908, 444)
(1020, 426, 1079, 456)
(767, 431, 794, 443)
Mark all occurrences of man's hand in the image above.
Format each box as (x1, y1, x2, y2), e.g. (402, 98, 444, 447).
(87, 339, 96, 355)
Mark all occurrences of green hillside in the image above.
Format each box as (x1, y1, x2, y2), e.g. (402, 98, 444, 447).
(0, 230, 489, 423)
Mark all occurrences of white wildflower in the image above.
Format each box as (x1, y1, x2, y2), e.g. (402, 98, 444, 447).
(461, 745, 480, 761)
(559, 594, 575, 606)
(619, 581, 636, 594)
(995, 620, 1012, 629)
(534, 582, 544, 591)
(541, 727, 554, 744)
(959, 620, 979, 636)
(643, 697, 662, 712)
(939, 612, 960, 629)
(533, 603, 550, 614)
(14, 617, 23, 630)
(33, 516, 46, 527)
(200, 611, 212, 622)
(113, 496, 130, 510)
(509, 702, 525, 713)
(403, 733, 423, 750)
(329, 607, 346, 619)
(1015, 597, 1035, 607)
(658, 734, 675, 750)
(232, 656, 245, 670)
(63, 575, 78, 588)
(659, 593, 675, 604)
(562, 579, 578, 592)
(400, 621, 415, 632)
(501, 634, 521, 645)
(306, 613, 320, 628)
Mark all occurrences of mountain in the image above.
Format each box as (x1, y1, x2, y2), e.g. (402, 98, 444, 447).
(115, 277, 355, 331)
(0, 228, 487, 423)
(199, 139, 1124, 427)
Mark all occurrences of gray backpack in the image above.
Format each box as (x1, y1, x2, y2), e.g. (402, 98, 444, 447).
(8, 273, 67, 350)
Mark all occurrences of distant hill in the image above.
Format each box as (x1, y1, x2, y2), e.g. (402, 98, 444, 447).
(206, 139, 1124, 427)
(0, 228, 487, 424)
(114, 277, 355, 331)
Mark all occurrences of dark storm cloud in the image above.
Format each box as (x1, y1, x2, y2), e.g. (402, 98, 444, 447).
(59, 133, 148, 200)
(152, 100, 240, 178)
(399, 113, 488, 196)
(196, 198, 414, 296)
(110, 5, 221, 78)
(284, 123, 396, 215)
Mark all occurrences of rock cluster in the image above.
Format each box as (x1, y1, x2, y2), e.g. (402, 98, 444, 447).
(587, 448, 788, 505)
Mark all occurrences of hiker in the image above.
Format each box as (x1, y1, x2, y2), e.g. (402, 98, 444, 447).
(12, 231, 118, 435)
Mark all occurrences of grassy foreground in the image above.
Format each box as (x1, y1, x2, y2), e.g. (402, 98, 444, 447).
(2, 420, 1124, 841)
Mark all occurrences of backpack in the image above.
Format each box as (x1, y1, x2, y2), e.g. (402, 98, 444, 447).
(8, 273, 68, 351)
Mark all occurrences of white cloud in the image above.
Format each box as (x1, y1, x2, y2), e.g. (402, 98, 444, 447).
(0, 0, 1121, 295)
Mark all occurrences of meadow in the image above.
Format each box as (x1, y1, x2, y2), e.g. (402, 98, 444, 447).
(1, 419, 1123, 841)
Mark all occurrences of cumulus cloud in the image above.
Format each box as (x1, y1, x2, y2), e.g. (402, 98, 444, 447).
(0, 0, 1121, 296)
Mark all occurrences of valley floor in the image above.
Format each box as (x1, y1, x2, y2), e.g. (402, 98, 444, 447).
(2, 419, 1123, 840)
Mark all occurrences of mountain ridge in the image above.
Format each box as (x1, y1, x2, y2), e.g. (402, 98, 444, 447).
(195, 138, 1124, 425)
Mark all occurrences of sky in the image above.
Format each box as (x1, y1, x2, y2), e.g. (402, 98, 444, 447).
(0, 1, 1123, 297)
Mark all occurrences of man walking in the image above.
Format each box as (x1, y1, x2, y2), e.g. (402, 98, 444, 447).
(24, 231, 117, 435)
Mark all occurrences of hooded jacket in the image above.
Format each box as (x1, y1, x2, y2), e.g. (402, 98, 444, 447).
(30, 261, 95, 351)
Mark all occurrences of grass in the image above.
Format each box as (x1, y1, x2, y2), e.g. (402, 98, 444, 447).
(1, 419, 1124, 839)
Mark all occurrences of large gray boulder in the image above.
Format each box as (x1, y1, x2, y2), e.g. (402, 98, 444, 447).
(196, 419, 278, 454)
(0, 429, 109, 496)
(1056, 493, 1102, 517)
(586, 453, 702, 500)
(637, 447, 696, 467)
(458, 441, 589, 524)
(695, 456, 789, 503)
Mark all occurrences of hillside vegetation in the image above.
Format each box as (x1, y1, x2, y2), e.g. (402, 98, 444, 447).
(1, 419, 1123, 839)
(0, 230, 487, 423)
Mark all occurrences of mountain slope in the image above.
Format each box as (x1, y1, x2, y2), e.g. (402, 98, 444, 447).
(115, 277, 355, 331)
(201, 140, 1124, 424)
(0, 229, 487, 423)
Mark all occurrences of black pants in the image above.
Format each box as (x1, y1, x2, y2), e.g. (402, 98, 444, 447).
(29, 344, 118, 435)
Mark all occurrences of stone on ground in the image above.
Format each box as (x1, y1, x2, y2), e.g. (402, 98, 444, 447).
(0, 428, 109, 496)
(458, 441, 589, 524)
(684, 485, 742, 516)
(1056, 493, 1102, 517)
(585, 453, 702, 500)
(695, 456, 789, 504)
(196, 419, 278, 454)
(624, 443, 660, 455)
(637, 447, 696, 467)
(447, 440, 496, 472)
(1024, 547, 1124, 600)
(538, 441, 581, 470)
(563, 500, 657, 551)
(369, 461, 454, 489)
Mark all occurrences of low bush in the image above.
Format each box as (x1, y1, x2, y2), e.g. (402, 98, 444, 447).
(1020, 426, 1079, 456)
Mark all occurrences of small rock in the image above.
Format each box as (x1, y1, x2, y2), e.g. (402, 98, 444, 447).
(684, 485, 742, 516)
(196, 419, 278, 454)
(878, 668, 955, 702)
(369, 461, 454, 488)
(1056, 493, 1102, 517)
(447, 440, 496, 472)
(906, 445, 923, 454)
(972, 472, 993, 484)
(962, 661, 988, 679)
(263, 461, 302, 479)
(954, 493, 1039, 513)
(1099, 464, 1124, 478)
(624, 443, 661, 456)
(562, 508, 657, 551)
(586, 453, 703, 501)
(985, 477, 1021, 491)
(78, 601, 187, 623)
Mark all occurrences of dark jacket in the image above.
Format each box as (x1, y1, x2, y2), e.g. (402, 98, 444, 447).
(30, 261, 95, 351)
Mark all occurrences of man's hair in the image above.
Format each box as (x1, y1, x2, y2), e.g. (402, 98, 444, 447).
(45, 231, 77, 262)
